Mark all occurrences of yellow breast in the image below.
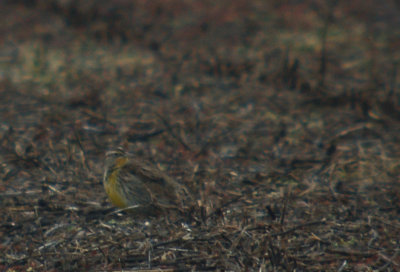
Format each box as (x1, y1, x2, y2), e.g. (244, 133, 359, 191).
(105, 183, 127, 208)
(104, 157, 129, 208)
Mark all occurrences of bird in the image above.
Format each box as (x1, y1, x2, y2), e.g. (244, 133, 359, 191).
(103, 147, 191, 215)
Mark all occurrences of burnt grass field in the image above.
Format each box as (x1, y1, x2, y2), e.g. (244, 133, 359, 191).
(1, 0, 400, 271)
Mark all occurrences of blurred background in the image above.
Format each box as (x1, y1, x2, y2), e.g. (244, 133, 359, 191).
(1, 0, 400, 271)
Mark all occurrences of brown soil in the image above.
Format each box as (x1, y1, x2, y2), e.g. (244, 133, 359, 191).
(1, 1, 400, 271)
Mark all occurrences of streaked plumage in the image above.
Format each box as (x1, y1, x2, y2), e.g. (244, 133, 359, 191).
(103, 147, 191, 215)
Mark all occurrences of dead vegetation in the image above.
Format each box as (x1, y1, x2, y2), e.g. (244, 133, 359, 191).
(1, 0, 400, 271)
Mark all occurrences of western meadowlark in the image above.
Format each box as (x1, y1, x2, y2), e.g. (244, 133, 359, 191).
(103, 147, 191, 215)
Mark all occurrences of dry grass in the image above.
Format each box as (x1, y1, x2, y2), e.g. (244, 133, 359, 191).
(1, 0, 400, 271)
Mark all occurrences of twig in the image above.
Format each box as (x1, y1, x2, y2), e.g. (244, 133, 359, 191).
(73, 128, 90, 170)
(155, 112, 192, 151)
(205, 195, 243, 220)
(376, 248, 400, 271)
(106, 205, 141, 215)
(317, 0, 338, 88)
(280, 187, 291, 225)
(127, 129, 165, 142)
(270, 220, 327, 237)
(194, 130, 230, 158)
(326, 248, 376, 257)
(0, 190, 42, 197)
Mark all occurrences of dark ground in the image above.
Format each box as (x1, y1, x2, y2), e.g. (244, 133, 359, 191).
(1, 0, 400, 271)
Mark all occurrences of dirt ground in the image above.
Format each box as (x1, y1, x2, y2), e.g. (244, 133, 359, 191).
(1, 0, 400, 271)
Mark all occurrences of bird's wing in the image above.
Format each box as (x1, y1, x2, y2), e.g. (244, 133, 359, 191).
(117, 166, 152, 205)
(123, 160, 181, 207)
